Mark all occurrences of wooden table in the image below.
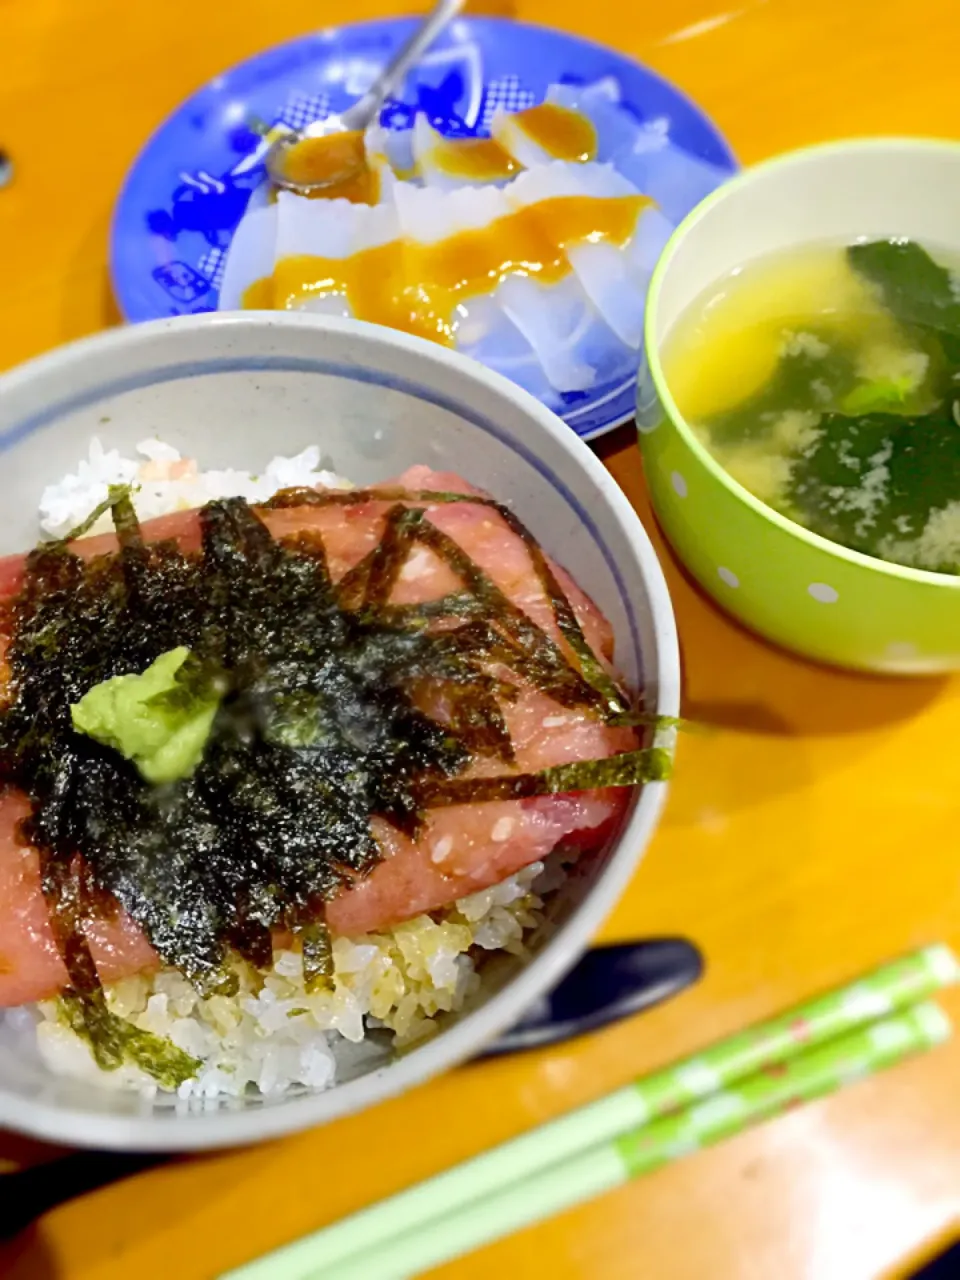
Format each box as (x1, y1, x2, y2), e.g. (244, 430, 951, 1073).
(2, 0, 959, 1276)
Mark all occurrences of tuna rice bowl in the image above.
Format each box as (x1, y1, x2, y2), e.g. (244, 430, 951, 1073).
(0, 438, 668, 1107)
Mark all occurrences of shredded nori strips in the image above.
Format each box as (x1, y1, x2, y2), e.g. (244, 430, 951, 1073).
(298, 920, 335, 994)
(416, 747, 672, 806)
(0, 483, 663, 1077)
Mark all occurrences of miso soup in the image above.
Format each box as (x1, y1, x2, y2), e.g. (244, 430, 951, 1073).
(662, 238, 960, 575)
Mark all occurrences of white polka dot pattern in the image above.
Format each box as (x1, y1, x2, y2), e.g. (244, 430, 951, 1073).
(886, 641, 918, 661)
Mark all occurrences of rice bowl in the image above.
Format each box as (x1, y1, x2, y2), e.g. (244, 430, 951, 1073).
(0, 312, 678, 1148)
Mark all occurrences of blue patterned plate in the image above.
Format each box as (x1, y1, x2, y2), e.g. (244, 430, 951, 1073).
(111, 17, 736, 440)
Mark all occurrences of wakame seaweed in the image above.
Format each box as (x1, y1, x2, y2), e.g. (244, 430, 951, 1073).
(0, 486, 656, 1064)
(416, 747, 672, 806)
(790, 406, 960, 563)
(847, 239, 960, 355)
(784, 241, 960, 564)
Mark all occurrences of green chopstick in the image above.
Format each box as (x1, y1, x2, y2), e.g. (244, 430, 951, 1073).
(322, 1001, 951, 1280)
(220, 944, 957, 1280)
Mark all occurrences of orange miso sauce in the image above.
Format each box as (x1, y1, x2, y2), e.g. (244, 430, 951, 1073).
(510, 103, 598, 163)
(244, 194, 649, 345)
(429, 135, 521, 182)
(272, 105, 596, 201)
(241, 276, 275, 309)
(275, 131, 380, 205)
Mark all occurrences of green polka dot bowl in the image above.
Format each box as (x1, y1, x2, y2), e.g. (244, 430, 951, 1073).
(637, 137, 960, 675)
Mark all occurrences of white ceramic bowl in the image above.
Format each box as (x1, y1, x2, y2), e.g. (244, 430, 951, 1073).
(0, 313, 679, 1150)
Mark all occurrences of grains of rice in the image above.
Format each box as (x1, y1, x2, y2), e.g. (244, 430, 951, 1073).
(38, 437, 352, 539)
(34, 864, 545, 1102)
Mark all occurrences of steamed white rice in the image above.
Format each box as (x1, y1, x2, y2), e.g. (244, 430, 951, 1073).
(25, 439, 553, 1100)
(34, 864, 544, 1102)
(38, 436, 352, 540)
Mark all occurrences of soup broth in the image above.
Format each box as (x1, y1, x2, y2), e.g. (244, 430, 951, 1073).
(663, 238, 960, 575)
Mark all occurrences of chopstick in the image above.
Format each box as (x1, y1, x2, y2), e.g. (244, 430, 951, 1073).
(221, 945, 958, 1280)
(321, 1002, 951, 1280)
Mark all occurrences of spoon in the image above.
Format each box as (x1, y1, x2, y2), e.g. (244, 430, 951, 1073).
(477, 937, 703, 1057)
(266, 0, 465, 196)
(0, 938, 702, 1236)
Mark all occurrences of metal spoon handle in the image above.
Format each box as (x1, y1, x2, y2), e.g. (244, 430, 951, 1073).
(340, 0, 466, 132)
